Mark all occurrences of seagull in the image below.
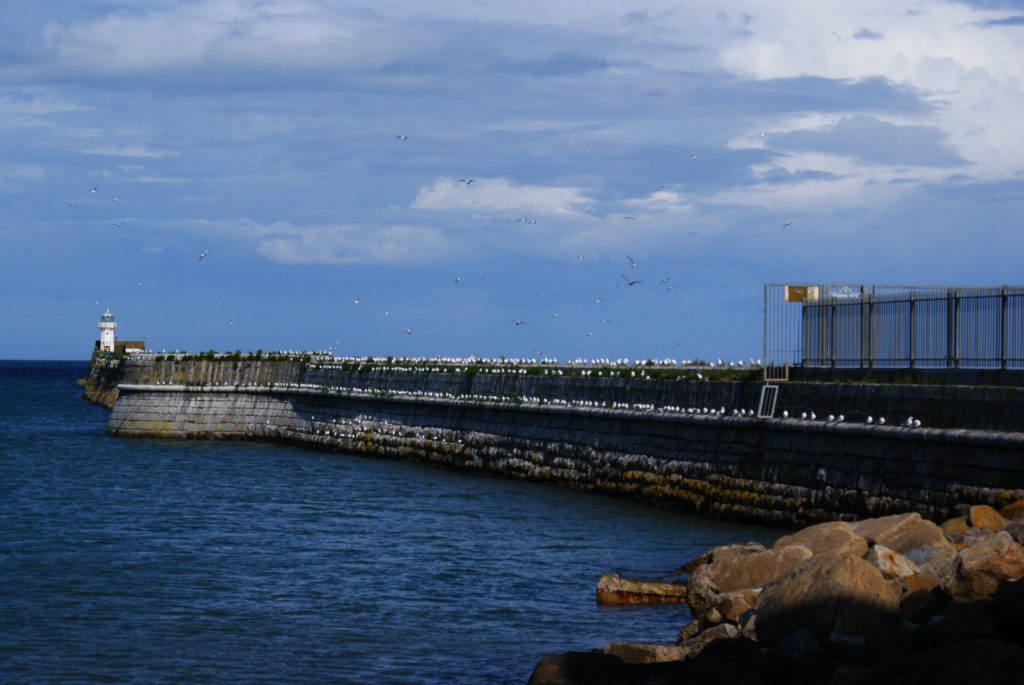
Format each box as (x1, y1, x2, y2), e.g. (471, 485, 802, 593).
(90, 185, 98, 194)
(552, 313, 560, 319)
(692, 154, 698, 161)
(352, 297, 360, 305)
(227, 319, 235, 326)
(622, 216, 636, 221)
(626, 256, 640, 268)
(879, 417, 886, 425)
(584, 331, 594, 337)
(396, 134, 408, 140)
(590, 298, 603, 304)
(198, 250, 209, 262)
(512, 319, 527, 326)
(659, 277, 672, 285)
(402, 328, 413, 335)
(66, 201, 76, 207)
(457, 178, 475, 185)
(783, 221, 792, 229)
(866, 416, 874, 424)
(454, 277, 463, 285)
(666, 284, 677, 294)
(135, 279, 144, 288)
(621, 274, 642, 286)
(111, 222, 125, 228)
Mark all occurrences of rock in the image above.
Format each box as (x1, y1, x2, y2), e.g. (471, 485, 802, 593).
(606, 624, 740, 666)
(940, 515, 969, 539)
(773, 521, 868, 558)
(969, 504, 1007, 532)
(999, 498, 1024, 521)
(865, 544, 921, 579)
(687, 544, 812, 608)
(596, 573, 688, 605)
(712, 588, 761, 623)
(941, 530, 1024, 602)
(1005, 518, 1024, 545)
(888, 573, 940, 621)
(768, 628, 820, 661)
(527, 651, 632, 685)
(755, 554, 899, 646)
(852, 512, 959, 577)
(872, 638, 1024, 685)
(677, 619, 702, 643)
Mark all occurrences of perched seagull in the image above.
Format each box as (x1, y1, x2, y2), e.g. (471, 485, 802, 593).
(879, 417, 886, 425)
(867, 416, 874, 424)
(626, 256, 641, 268)
(198, 250, 209, 262)
(621, 275, 642, 286)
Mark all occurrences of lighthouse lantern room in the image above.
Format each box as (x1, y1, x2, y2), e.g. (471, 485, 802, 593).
(98, 309, 117, 353)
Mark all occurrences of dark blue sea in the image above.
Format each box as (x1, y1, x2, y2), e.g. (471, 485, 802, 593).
(0, 361, 779, 684)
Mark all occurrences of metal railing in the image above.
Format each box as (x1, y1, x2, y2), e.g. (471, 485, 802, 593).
(791, 285, 1024, 369)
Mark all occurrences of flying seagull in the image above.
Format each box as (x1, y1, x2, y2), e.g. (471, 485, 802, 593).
(783, 221, 792, 229)
(457, 178, 475, 185)
(512, 319, 527, 326)
(621, 274, 642, 286)
(198, 250, 209, 262)
(90, 185, 98, 194)
(622, 216, 636, 221)
(396, 134, 408, 140)
(626, 256, 640, 268)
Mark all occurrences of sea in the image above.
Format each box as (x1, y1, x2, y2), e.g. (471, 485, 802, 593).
(0, 361, 780, 684)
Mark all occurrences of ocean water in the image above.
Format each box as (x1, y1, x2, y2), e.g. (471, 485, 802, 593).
(0, 361, 780, 684)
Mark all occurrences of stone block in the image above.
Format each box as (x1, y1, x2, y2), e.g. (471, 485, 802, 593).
(773, 520, 868, 558)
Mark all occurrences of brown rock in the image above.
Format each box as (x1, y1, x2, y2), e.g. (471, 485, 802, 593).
(713, 588, 761, 623)
(606, 625, 740, 665)
(969, 504, 1007, 532)
(852, 512, 957, 577)
(1005, 519, 1024, 545)
(686, 543, 810, 618)
(888, 574, 940, 621)
(528, 651, 632, 685)
(755, 554, 899, 645)
(941, 530, 1024, 602)
(865, 544, 921, 580)
(596, 573, 688, 605)
(773, 521, 868, 558)
(999, 498, 1024, 521)
(940, 515, 969, 538)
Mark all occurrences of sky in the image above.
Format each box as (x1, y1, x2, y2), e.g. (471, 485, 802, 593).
(2, 0, 1023, 361)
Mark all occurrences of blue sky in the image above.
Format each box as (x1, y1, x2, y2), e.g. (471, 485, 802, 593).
(3, 0, 1023, 361)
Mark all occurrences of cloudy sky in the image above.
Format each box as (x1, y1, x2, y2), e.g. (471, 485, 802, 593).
(3, 0, 1023, 361)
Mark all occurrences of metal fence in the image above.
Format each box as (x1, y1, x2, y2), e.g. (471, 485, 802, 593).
(764, 283, 1024, 370)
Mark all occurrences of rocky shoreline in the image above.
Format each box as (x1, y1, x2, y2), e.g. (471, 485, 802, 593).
(531, 503, 1024, 684)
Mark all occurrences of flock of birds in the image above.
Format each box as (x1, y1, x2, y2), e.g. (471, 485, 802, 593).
(78, 130, 795, 358)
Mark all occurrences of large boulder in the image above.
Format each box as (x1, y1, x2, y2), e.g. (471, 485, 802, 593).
(999, 498, 1024, 521)
(773, 521, 868, 558)
(969, 504, 1007, 533)
(686, 543, 812, 618)
(865, 544, 921, 580)
(852, 512, 957, 576)
(940, 530, 1024, 602)
(755, 554, 899, 645)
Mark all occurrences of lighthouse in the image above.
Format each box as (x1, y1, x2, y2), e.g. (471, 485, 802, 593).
(98, 309, 117, 353)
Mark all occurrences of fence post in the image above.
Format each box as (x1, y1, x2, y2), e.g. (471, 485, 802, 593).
(830, 295, 837, 369)
(908, 292, 916, 369)
(1002, 286, 1009, 370)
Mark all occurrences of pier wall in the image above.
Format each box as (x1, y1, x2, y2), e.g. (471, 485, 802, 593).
(90, 357, 1024, 527)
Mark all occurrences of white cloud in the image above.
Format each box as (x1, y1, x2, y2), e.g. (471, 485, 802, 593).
(81, 144, 178, 158)
(625, 189, 693, 215)
(257, 224, 460, 265)
(411, 177, 593, 216)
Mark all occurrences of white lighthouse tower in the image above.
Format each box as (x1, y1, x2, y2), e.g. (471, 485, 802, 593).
(98, 309, 117, 353)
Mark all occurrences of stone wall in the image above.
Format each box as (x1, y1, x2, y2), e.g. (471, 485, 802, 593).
(107, 381, 1024, 528)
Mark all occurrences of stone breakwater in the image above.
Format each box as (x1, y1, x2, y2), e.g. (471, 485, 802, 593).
(531, 503, 1024, 685)
(99, 364, 1024, 526)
